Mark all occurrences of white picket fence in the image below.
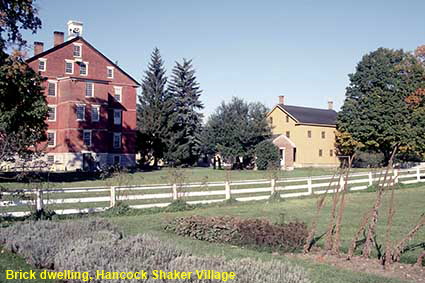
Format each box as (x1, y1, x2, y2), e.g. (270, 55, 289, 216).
(1, 167, 424, 217)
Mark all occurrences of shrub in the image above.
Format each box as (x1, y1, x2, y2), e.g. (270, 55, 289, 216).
(0, 219, 121, 268)
(166, 256, 310, 283)
(165, 215, 308, 252)
(255, 140, 280, 170)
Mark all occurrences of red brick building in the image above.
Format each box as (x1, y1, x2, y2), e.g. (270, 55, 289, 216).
(27, 21, 139, 171)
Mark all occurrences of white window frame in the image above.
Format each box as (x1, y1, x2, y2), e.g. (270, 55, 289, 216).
(83, 130, 92, 147)
(76, 104, 86, 121)
(73, 43, 82, 58)
(47, 155, 55, 164)
(107, 66, 114, 79)
(47, 131, 56, 147)
(91, 105, 100, 122)
(65, 59, 74, 74)
(80, 61, 89, 76)
(38, 58, 46, 72)
(113, 86, 122, 102)
(85, 81, 94, 97)
(47, 105, 57, 122)
(113, 109, 122, 125)
(47, 80, 57, 97)
(113, 133, 122, 149)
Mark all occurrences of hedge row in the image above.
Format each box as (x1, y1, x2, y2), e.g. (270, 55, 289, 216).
(164, 215, 308, 252)
(0, 220, 311, 283)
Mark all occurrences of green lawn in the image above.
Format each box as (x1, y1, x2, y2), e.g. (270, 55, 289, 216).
(107, 187, 425, 283)
(0, 167, 366, 190)
(1, 184, 423, 282)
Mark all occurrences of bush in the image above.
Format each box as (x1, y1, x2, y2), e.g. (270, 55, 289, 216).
(255, 140, 280, 170)
(164, 215, 308, 252)
(0, 219, 121, 268)
(0, 219, 311, 283)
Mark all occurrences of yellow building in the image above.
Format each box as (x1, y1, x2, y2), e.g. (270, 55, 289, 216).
(267, 96, 339, 168)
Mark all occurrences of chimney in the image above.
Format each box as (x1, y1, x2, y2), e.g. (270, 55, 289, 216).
(67, 20, 83, 39)
(278, 95, 285, 105)
(34, 42, 44, 56)
(328, 101, 334, 110)
(53, 31, 64, 46)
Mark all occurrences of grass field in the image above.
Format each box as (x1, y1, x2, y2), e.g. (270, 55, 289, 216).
(0, 167, 369, 189)
(107, 186, 425, 283)
(1, 181, 423, 282)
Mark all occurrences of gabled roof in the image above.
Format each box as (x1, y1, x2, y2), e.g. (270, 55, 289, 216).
(277, 104, 337, 125)
(26, 36, 140, 86)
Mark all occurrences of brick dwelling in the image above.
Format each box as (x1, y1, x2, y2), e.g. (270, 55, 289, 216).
(26, 21, 140, 171)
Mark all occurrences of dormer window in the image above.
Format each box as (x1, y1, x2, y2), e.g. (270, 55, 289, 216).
(73, 43, 82, 57)
(80, 62, 88, 76)
(107, 66, 114, 79)
(38, 58, 46, 71)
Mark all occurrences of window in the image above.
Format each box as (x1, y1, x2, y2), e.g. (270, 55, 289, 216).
(113, 155, 121, 165)
(38, 59, 46, 71)
(286, 131, 290, 138)
(47, 131, 56, 147)
(91, 105, 100, 122)
(47, 155, 55, 164)
(107, 66, 114, 78)
(269, 117, 273, 125)
(47, 81, 57, 96)
(113, 109, 122, 125)
(80, 62, 88, 75)
(83, 130, 92, 146)
(307, 130, 311, 138)
(330, 149, 334, 157)
(319, 149, 323, 157)
(73, 43, 82, 57)
(76, 104, 85, 121)
(113, 133, 122, 149)
(47, 105, 56, 121)
(293, 148, 297, 162)
(321, 131, 326, 139)
(113, 86, 122, 102)
(85, 81, 94, 97)
(65, 60, 73, 74)
(286, 115, 289, 123)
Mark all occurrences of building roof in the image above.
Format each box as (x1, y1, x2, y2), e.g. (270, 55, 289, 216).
(26, 36, 140, 86)
(277, 104, 337, 125)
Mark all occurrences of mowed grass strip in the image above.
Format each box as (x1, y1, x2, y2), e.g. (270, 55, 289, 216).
(1, 167, 360, 190)
(111, 186, 425, 265)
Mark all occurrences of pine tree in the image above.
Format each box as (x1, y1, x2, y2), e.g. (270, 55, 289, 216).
(137, 48, 169, 167)
(165, 59, 204, 166)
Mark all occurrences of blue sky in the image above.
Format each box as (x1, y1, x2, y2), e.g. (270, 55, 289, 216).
(24, 0, 425, 117)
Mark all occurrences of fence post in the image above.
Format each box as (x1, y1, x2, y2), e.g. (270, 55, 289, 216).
(35, 189, 43, 212)
(417, 167, 421, 182)
(271, 179, 276, 195)
(172, 183, 178, 200)
(306, 177, 313, 195)
(225, 181, 231, 200)
(339, 175, 344, 192)
(368, 172, 373, 186)
(110, 186, 116, 207)
(393, 169, 399, 184)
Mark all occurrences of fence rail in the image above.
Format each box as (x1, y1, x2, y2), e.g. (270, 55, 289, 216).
(1, 167, 424, 217)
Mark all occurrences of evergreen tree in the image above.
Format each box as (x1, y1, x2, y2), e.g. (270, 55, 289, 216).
(165, 59, 204, 166)
(137, 48, 169, 167)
